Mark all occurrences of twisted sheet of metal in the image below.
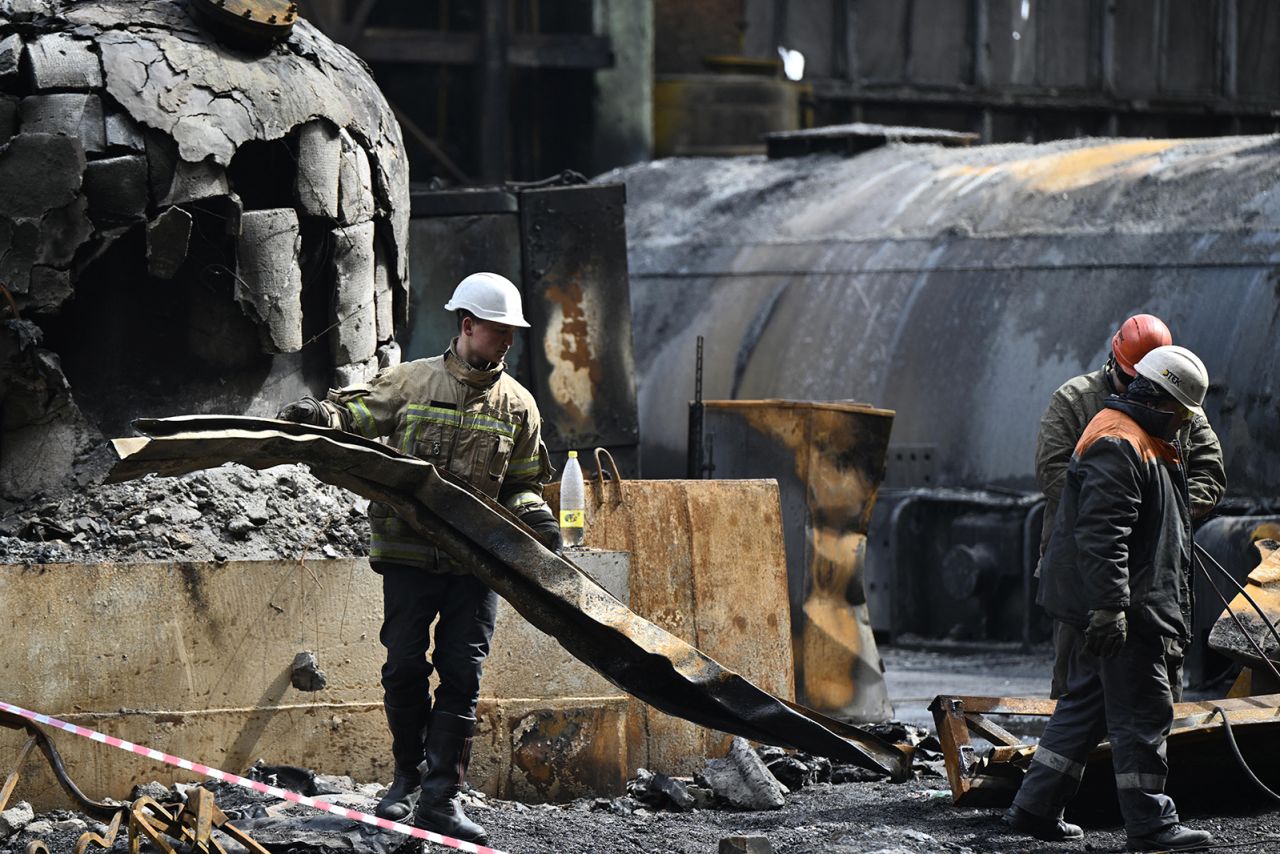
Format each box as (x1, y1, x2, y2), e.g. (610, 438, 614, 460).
(108, 416, 911, 780)
(0, 710, 121, 822)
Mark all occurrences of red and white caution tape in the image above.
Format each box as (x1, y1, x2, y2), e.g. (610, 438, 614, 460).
(0, 700, 509, 854)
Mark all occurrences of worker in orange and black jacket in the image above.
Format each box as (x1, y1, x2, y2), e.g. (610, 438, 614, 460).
(1007, 345, 1214, 852)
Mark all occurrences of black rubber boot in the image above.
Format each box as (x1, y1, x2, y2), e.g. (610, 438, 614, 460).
(1127, 824, 1212, 851)
(374, 701, 429, 821)
(1003, 804, 1084, 842)
(412, 712, 487, 844)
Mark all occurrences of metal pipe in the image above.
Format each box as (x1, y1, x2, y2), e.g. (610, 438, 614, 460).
(1020, 498, 1044, 651)
(479, 0, 509, 181)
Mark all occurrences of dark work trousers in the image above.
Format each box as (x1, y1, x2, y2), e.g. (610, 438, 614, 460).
(1051, 620, 1185, 702)
(1014, 626, 1179, 837)
(377, 563, 500, 720)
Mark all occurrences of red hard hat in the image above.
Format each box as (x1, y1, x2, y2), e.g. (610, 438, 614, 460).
(1111, 314, 1173, 374)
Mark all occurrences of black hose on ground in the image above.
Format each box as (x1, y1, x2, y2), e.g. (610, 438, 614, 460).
(1212, 706, 1280, 806)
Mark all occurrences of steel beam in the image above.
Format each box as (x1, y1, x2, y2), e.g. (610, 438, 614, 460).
(355, 28, 613, 70)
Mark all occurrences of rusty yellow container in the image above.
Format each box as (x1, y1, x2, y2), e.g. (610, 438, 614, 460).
(698, 400, 895, 722)
(548, 477, 794, 776)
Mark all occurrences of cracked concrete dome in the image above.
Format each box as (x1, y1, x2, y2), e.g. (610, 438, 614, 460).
(0, 0, 410, 501)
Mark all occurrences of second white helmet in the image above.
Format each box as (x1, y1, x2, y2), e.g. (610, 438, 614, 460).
(1134, 345, 1208, 416)
(444, 272, 530, 328)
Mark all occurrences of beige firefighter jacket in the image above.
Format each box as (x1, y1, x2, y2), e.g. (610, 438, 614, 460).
(318, 342, 553, 571)
(1035, 366, 1226, 557)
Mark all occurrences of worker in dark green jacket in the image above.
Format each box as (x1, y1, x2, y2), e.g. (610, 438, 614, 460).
(1035, 314, 1225, 698)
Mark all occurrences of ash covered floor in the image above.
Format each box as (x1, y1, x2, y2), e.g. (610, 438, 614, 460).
(2, 744, 1278, 854)
(1, 473, 1274, 853)
(1, 644, 1277, 854)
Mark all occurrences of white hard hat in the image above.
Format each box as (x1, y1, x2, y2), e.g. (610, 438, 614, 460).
(444, 272, 529, 328)
(1134, 345, 1208, 416)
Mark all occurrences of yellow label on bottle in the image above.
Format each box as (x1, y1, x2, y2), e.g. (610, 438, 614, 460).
(559, 509, 584, 528)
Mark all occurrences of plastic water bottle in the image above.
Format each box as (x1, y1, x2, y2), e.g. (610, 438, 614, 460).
(560, 450, 585, 548)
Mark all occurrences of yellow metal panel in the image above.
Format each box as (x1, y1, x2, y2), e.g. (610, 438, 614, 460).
(702, 400, 895, 721)
(549, 478, 793, 775)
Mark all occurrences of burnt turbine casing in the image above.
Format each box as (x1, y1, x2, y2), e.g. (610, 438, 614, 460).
(0, 0, 409, 503)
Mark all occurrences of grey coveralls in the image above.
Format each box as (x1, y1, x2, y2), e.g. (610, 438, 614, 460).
(1014, 399, 1193, 836)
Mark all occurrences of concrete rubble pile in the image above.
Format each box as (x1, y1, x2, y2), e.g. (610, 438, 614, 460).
(0, 463, 368, 564)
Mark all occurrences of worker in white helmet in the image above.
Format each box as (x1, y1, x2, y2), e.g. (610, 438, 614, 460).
(277, 272, 556, 844)
(1006, 345, 1213, 852)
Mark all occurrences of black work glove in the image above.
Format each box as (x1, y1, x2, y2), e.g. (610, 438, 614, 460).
(1084, 609, 1128, 658)
(276, 397, 325, 425)
(520, 506, 562, 553)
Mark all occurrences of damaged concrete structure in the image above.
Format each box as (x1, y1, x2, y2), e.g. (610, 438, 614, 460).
(0, 554, 629, 807)
(0, 0, 409, 504)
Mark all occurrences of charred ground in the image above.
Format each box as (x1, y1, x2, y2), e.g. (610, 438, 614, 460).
(1, 756, 1277, 854)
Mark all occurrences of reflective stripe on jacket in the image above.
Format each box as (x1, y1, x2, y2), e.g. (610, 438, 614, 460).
(319, 342, 553, 571)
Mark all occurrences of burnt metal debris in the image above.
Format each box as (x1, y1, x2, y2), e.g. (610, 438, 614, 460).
(187, 0, 299, 48)
(929, 693, 1280, 813)
(0, 710, 271, 853)
(107, 416, 913, 781)
(0, 709, 118, 823)
(699, 400, 896, 723)
(127, 788, 271, 854)
(763, 122, 978, 159)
